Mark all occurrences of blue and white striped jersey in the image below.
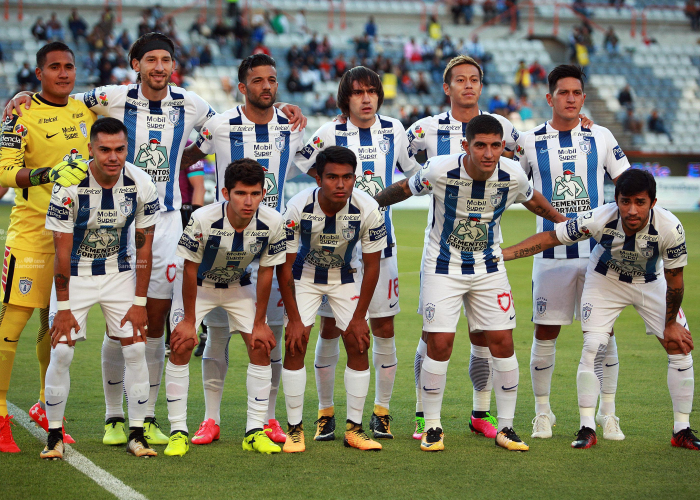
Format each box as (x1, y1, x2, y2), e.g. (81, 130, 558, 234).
(407, 110, 520, 160)
(194, 105, 305, 211)
(294, 115, 420, 258)
(516, 122, 629, 259)
(45, 162, 160, 277)
(556, 203, 687, 284)
(76, 84, 215, 212)
(176, 201, 287, 288)
(409, 154, 533, 275)
(284, 187, 386, 284)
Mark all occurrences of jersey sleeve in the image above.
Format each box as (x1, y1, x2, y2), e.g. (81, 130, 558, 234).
(0, 114, 27, 188)
(555, 209, 598, 245)
(283, 201, 301, 254)
(45, 184, 75, 233)
(408, 160, 436, 197)
(394, 127, 421, 177)
(189, 91, 217, 131)
(259, 218, 288, 268)
(662, 217, 687, 269)
(513, 134, 531, 178)
(406, 119, 428, 161)
(495, 115, 520, 152)
(512, 166, 534, 204)
(176, 214, 205, 263)
(135, 177, 161, 229)
(294, 124, 332, 174)
(360, 205, 387, 254)
(194, 114, 220, 155)
(601, 127, 630, 180)
(77, 85, 118, 117)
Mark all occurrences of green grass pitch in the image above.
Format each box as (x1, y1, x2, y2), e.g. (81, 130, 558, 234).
(3, 206, 700, 499)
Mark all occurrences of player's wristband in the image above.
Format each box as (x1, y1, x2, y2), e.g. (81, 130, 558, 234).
(192, 204, 202, 212)
(29, 167, 51, 186)
(133, 296, 148, 306)
(56, 301, 70, 311)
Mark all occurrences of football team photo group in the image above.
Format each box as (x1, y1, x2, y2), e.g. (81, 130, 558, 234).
(0, 7, 698, 496)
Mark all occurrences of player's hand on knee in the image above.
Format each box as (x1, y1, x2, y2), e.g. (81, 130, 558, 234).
(251, 321, 275, 357)
(663, 322, 694, 354)
(121, 304, 149, 344)
(170, 320, 198, 352)
(50, 310, 79, 348)
(345, 317, 370, 354)
(284, 319, 305, 356)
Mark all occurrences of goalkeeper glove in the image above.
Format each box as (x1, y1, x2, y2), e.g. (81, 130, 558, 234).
(45, 159, 90, 187)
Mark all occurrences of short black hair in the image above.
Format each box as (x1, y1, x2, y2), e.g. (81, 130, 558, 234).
(238, 54, 276, 84)
(615, 168, 656, 202)
(224, 158, 265, 191)
(465, 114, 503, 143)
(315, 146, 357, 177)
(36, 41, 75, 69)
(128, 32, 175, 82)
(548, 64, 585, 95)
(90, 117, 128, 142)
(336, 66, 384, 116)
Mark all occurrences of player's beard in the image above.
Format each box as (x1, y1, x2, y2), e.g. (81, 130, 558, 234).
(247, 90, 276, 111)
(142, 72, 171, 92)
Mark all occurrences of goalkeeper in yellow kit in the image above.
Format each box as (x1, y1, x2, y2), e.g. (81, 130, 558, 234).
(0, 42, 95, 453)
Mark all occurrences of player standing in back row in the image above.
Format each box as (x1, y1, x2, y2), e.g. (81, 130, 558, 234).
(295, 66, 421, 441)
(514, 65, 630, 441)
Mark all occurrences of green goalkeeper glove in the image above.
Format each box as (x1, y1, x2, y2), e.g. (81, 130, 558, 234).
(41, 159, 90, 187)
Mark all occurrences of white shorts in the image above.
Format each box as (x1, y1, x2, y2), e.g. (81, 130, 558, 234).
(48, 271, 136, 342)
(170, 275, 257, 334)
(420, 271, 516, 333)
(200, 265, 284, 329)
(580, 270, 674, 338)
(147, 209, 181, 300)
(532, 258, 588, 325)
(287, 280, 362, 332)
(318, 256, 399, 320)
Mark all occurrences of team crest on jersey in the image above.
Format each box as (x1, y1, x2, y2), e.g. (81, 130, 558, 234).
(135, 139, 170, 182)
(79, 121, 88, 138)
(378, 139, 390, 155)
(551, 170, 591, 212)
(168, 108, 181, 125)
(79, 228, 119, 259)
(582, 303, 592, 322)
(305, 249, 344, 268)
(640, 244, 654, 259)
(424, 303, 435, 322)
(490, 192, 504, 208)
(342, 226, 356, 241)
(447, 218, 488, 252)
(274, 134, 286, 152)
(172, 308, 185, 325)
(536, 297, 547, 316)
(18, 277, 32, 295)
(579, 139, 591, 155)
(120, 198, 134, 216)
(249, 240, 263, 254)
(355, 170, 385, 197)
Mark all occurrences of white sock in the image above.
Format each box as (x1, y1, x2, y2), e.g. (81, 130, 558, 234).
(144, 336, 165, 418)
(267, 325, 283, 421)
(122, 342, 150, 428)
(202, 327, 231, 425)
(314, 336, 340, 410)
(165, 361, 189, 434)
(372, 335, 397, 410)
(45, 343, 74, 429)
(282, 367, 306, 426)
(492, 354, 519, 431)
(345, 366, 371, 425)
(469, 343, 492, 413)
(415, 338, 427, 413)
(530, 336, 556, 415)
(421, 356, 449, 431)
(247, 363, 272, 433)
(599, 335, 619, 416)
(577, 332, 610, 429)
(101, 333, 125, 420)
(668, 353, 694, 434)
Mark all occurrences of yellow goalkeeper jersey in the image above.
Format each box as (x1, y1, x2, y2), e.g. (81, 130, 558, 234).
(0, 94, 95, 254)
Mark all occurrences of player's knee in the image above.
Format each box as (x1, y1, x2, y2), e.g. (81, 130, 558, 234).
(370, 317, 394, 338)
(535, 324, 561, 340)
(426, 337, 453, 361)
(468, 329, 487, 346)
(248, 348, 270, 366)
(320, 317, 340, 338)
(581, 331, 610, 361)
(122, 341, 146, 365)
(50, 343, 74, 368)
(170, 345, 192, 364)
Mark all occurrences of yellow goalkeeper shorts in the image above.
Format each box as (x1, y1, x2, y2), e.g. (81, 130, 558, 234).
(1, 246, 54, 309)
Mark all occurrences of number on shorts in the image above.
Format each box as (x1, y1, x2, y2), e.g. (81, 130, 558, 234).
(387, 278, 399, 300)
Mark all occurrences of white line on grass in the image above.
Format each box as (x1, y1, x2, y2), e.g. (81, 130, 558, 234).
(7, 402, 148, 500)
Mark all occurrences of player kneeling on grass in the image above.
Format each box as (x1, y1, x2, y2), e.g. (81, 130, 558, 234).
(374, 115, 567, 452)
(279, 146, 386, 452)
(166, 158, 287, 456)
(41, 118, 160, 460)
(501, 168, 698, 450)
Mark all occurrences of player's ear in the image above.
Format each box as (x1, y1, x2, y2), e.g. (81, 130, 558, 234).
(221, 187, 230, 201)
(443, 81, 450, 96)
(545, 93, 553, 108)
(650, 197, 657, 209)
(238, 81, 247, 97)
(462, 139, 470, 155)
(88, 142, 93, 157)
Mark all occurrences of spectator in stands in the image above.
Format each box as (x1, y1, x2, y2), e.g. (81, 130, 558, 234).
(618, 84, 634, 110)
(253, 41, 271, 56)
(270, 10, 290, 34)
(227, 0, 240, 20)
(505, 0, 520, 29)
(98, 56, 113, 86)
(199, 45, 213, 66)
(451, 0, 474, 25)
(318, 36, 332, 58)
(440, 35, 458, 60)
(365, 16, 377, 39)
(319, 57, 332, 81)
(31, 17, 48, 41)
(0, 43, 4, 64)
(428, 15, 442, 40)
(415, 71, 430, 95)
(401, 71, 415, 94)
(187, 46, 200, 68)
(404, 38, 422, 63)
(356, 34, 371, 59)
(573, 0, 591, 18)
(462, 35, 484, 60)
(514, 60, 531, 98)
(46, 13, 65, 41)
(213, 19, 232, 44)
(429, 55, 443, 83)
(294, 10, 309, 34)
(67, 9, 87, 44)
(420, 39, 435, 62)
(483, 0, 497, 24)
(518, 94, 533, 120)
(529, 60, 547, 85)
(16, 62, 40, 92)
(324, 94, 338, 117)
(488, 94, 508, 115)
(251, 16, 266, 45)
(99, 6, 116, 35)
(287, 67, 302, 93)
(334, 53, 348, 79)
(686, 0, 700, 31)
(299, 65, 319, 92)
(117, 29, 132, 52)
(138, 13, 151, 38)
(604, 26, 620, 55)
(623, 108, 643, 135)
(287, 44, 301, 66)
(648, 110, 674, 142)
(190, 14, 211, 39)
(233, 16, 249, 58)
(111, 59, 132, 84)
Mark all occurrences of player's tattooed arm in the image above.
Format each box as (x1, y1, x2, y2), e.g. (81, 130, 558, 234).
(662, 266, 693, 354)
(134, 225, 154, 297)
(501, 230, 560, 261)
(135, 225, 154, 249)
(523, 190, 568, 223)
(374, 178, 412, 207)
(180, 143, 207, 170)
